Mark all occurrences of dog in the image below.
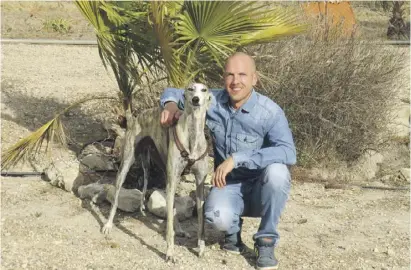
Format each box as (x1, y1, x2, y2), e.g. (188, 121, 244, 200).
(102, 82, 211, 262)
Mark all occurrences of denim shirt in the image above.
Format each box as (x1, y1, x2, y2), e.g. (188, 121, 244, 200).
(160, 88, 296, 181)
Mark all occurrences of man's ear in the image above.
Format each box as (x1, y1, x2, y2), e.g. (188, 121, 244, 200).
(252, 72, 258, 86)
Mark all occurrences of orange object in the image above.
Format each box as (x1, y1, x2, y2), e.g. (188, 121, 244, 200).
(302, 1, 356, 38)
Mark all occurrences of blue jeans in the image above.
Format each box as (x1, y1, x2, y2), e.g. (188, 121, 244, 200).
(204, 163, 291, 245)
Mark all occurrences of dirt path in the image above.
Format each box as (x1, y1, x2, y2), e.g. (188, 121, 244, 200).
(1, 44, 409, 270)
(1, 176, 409, 269)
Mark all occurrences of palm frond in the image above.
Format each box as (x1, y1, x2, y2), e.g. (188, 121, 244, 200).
(149, 1, 187, 88)
(172, 1, 307, 82)
(1, 96, 117, 170)
(75, 1, 161, 111)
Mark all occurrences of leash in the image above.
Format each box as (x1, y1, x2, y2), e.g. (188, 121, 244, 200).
(171, 124, 209, 172)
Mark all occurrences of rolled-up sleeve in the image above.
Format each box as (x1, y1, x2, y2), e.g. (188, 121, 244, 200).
(159, 88, 184, 108)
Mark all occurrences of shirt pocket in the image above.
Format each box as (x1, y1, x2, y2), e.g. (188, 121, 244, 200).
(234, 133, 260, 152)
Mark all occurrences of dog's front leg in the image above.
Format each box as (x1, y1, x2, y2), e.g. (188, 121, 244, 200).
(193, 158, 209, 258)
(102, 131, 136, 235)
(165, 162, 180, 262)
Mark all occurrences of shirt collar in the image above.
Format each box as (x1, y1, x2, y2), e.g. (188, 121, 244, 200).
(221, 88, 258, 113)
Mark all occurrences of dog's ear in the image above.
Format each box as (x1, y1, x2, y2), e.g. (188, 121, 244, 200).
(206, 92, 212, 108)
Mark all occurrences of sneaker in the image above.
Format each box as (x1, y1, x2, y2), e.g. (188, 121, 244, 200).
(222, 218, 244, 254)
(254, 237, 279, 270)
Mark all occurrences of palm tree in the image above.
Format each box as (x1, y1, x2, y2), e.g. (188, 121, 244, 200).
(1, 0, 306, 170)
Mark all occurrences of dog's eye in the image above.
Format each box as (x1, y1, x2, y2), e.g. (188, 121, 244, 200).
(187, 88, 194, 92)
(201, 88, 207, 92)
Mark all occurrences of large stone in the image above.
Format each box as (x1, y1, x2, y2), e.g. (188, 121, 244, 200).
(105, 185, 143, 212)
(78, 143, 116, 171)
(43, 157, 87, 193)
(350, 150, 384, 181)
(147, 190, 195, 221)
(77, 183, 107, 204)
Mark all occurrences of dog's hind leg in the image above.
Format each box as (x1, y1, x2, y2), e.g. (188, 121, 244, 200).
(101, 131, 137, 235)
(140, 146, 150, 216)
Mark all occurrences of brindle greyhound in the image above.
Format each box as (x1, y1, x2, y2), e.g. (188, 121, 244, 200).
(101, 83, 211, 262)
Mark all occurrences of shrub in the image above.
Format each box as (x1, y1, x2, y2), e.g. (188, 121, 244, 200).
(43, 18, 71, 34)
(247, 37, 407, 167)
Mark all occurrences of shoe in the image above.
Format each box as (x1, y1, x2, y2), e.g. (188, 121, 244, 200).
(222, 218, 244, 254)
(254, 237, 279, 270)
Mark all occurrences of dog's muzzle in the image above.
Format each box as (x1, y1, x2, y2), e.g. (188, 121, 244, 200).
(192, 96, 200, 106)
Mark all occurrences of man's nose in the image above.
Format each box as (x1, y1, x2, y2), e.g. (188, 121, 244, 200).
(232, 74, 240, 84)
(192, 96, 200, 104)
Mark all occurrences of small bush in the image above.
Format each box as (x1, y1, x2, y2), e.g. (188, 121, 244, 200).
(248, 37, 407, 167)
(43, 18, 71, 34)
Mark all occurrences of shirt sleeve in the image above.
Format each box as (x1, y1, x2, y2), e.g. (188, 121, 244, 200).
(159, 87, 185, 108)
(231, 108, 297, 168)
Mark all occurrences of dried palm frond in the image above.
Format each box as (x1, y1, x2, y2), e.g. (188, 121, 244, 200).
(1, 96, 117, 170)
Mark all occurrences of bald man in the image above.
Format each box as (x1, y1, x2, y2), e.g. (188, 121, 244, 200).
(160, 52, 296, 270)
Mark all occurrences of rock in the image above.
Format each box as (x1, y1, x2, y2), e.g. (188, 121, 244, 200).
(399, 168, 410, 183)
(297, 218, 308, 224)
(147, 190, 195, 221)
(350, 150, 384, 181)
(147, 190, 167, 218)
(78, 143, 116, 171)
(105, 185, 143, 212)
(175, 195, 196, 221)
(77, 183, 107, 204)
(182, 173, 212, 185)
(43, 157, 86, 193)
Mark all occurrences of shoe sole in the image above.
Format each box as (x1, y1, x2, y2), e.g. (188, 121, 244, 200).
(222, 248, 243, 255)
(256, 265, 279, 270)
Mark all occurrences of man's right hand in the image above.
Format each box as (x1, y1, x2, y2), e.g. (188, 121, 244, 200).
(160, 102, 183, 127)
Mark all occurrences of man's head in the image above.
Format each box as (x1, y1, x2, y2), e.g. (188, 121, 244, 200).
(223, 52, 258, 109)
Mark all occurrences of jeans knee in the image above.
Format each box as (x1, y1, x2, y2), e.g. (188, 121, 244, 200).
(205, 208, 237, 232)
(262, 163, 291, 192)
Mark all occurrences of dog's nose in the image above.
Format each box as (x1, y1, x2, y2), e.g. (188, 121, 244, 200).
(192, 96, 200, 104)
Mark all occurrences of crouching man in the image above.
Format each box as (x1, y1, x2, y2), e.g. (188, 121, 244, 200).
(160, 52, 296, 270)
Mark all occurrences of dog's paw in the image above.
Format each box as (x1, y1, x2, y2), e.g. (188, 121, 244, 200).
(198, 240, 205, 257)
(165, 251, 176, 263)
(101, 222, 113, 235)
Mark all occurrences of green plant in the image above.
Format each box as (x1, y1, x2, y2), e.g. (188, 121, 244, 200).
(1, 1, 305, 170)
(43, 18, 72, 33)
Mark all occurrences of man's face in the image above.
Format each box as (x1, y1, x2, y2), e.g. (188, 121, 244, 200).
(223, 54, 257, 109)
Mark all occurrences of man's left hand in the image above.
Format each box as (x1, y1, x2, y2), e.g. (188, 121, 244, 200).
(212, 156, 234, 188)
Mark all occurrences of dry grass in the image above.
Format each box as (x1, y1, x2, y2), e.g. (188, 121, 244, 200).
(247, 35, 407, 167)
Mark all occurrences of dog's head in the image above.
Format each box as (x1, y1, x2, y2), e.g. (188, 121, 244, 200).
(184, 82, 212, 109)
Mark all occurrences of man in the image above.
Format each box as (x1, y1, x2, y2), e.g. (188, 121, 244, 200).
(160, 52, 296, 270)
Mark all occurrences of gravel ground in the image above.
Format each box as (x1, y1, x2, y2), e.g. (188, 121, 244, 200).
(1, 44, 410, 270)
